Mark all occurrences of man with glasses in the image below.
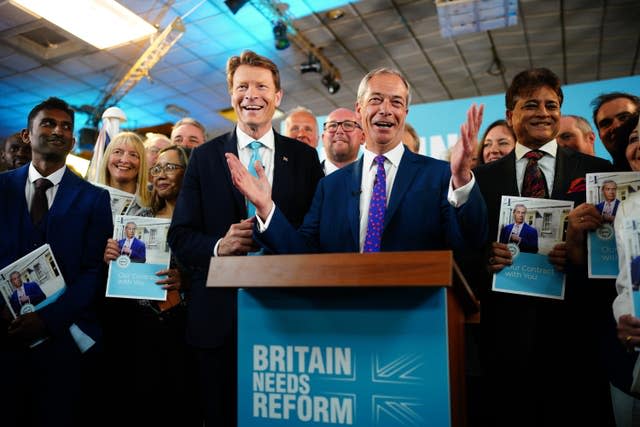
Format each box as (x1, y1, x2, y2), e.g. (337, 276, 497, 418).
(226, 67, 487, 255)
(321, 108, 364, 175)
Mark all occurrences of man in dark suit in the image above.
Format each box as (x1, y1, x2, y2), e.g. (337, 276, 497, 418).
(117, 221, 146, 263)
(0, 97, 113, 426)
(473, 68, 613, 426)
(168, 50, 323, 426)
(595, 179, 620, 223)
(8, 271, 46, 314)
(498, 203, 538, 253)
(226, 68, 488, 255)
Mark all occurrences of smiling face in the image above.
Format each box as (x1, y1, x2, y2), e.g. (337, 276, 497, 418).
(596, 98, 637, 155)
(171, 123, 204, 148)
(152, 149, 185, 203)
(2, 134, 31, 169)
(482, 125, 516, 163)
(507, 86, 561, 149)
(231, 65, 282, 138)
(356, 73, 408, 154)
(24, 109, 74, 168)
(107, 140, 141, 188)
(627, 128, 640, 171)
(322, 108, 364, 166)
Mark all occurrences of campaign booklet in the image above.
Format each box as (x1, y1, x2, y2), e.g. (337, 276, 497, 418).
(586, 172, 640, 278)
(492, 196, 573, 300)
(619, 219, 640, 319)
(93, 182, 136, 218)
(0, 244, 65, 319)
(106, 215, 171, 301)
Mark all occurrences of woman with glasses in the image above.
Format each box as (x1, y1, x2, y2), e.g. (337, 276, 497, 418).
(101, 145, 198, 427)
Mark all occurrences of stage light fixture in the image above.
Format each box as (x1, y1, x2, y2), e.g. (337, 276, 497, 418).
(300, 53, 321, 74)
(273, 21, 290, 50)
(322, 73, 340, 95)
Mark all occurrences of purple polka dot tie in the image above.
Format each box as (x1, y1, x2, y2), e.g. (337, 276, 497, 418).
(363, 155, 386, 252)
(521, 150, 548, 198)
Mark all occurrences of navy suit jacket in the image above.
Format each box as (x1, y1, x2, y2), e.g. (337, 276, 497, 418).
(9, 281, 46, 314)
(257, 149, 488, 254)
(596, 199, 620, 219)
(0, 165, 113, 351)
(168, 129, 323, 348)
(632, 255, 640, 290)
(499, 222, 538, 254)
(117, 237, 146, 263)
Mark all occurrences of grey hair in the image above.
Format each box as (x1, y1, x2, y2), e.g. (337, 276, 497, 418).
(356, 68, 412, 106)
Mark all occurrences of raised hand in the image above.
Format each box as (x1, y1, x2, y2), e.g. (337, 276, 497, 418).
(450, 103, 484, 189)
(225, 153, 273, 220)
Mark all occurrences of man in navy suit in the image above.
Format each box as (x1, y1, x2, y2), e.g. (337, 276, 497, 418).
(226, 67, 488, 255)
(595, 180, 620, 223)
(498, 204, 538, 253)
(0, 97, 113, 426)
(8, 271, 46, 314)
(117, 221, 146, 263)
(168, 50, 323, 426)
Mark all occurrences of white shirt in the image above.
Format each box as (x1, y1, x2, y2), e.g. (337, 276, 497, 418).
(612, 191, 640, 321)
(322, 159, 341, 176)
(213, 127, 276, 256)
(514, 140, 557, 196)
(25, 163, 66, 210)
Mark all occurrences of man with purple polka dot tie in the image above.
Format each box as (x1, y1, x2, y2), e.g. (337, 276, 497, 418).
(226, 68, 488, 256)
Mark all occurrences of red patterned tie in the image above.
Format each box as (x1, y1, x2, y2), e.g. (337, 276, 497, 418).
(363, 155, 386, 252)
(521, 150, 548, 198)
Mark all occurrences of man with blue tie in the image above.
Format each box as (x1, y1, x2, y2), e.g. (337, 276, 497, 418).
(0, 97, 112, 426)
(226, 67, 488, 255)
(168, 50, 323, 426)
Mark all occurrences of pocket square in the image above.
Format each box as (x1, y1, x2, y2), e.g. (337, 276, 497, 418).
(566, 177, 586, 194)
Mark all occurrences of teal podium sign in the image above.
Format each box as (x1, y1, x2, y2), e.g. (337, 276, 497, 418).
(237, 287, 451, 427)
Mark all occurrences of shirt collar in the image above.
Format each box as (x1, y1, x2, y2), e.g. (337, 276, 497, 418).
(362, 142, 404, 169)
(514, 139, 557, 161)
(28, 163, 66, 186)
(236, 126, 275, 151)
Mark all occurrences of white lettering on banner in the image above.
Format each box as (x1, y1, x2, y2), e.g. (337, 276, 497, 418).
(252, 344, 354, 424)
(253, 392, 354, 424)
(428, 134, 458, 159)
(253, 344, 352, 375)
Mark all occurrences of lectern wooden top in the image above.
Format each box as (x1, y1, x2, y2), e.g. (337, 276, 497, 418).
(206, 250, 453, 288)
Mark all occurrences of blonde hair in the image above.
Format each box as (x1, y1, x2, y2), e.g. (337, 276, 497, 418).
(97, 131, 152, 207)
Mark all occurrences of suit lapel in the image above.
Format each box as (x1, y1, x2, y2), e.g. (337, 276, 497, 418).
(347, 158, 363, 248)
(384, 150, 420, 228)
(551, 147, 569, 198)
(220, 130, 246, 215)
(272, 132, 292, 205)
(49, 169, 80, 219)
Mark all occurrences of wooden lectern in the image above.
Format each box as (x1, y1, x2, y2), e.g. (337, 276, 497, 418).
(207, 250, 478, 427)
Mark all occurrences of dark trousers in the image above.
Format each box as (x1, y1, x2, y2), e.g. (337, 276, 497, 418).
(195, 341, 237, 427)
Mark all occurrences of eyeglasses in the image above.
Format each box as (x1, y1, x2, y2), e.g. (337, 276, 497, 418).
(149, 163, 184, 177)
(323, 120, 361, 133)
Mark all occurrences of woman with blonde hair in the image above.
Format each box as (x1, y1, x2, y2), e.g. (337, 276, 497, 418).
(97, 131, 152, 214)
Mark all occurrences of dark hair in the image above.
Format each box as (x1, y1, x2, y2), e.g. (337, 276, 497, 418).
(151, 145, 189, 215)
(226, 50, 281, 92)
(590, 92, 640, 130)
(27, 97, 74, 131)
(505, 68, 563, 111)
(477, 119, 516, 165)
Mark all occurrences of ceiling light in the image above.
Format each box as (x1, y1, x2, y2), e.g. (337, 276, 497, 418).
(300, 53, 321, 74)
(273, 21, 290, 50)
(224, 0, 250, 14)
(326, 9, 345, 21)
(321, 73, 340, 95)
(10, 0, 157, 49)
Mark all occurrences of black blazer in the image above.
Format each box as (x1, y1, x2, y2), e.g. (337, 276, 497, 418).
(168, 129, 323, 348)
